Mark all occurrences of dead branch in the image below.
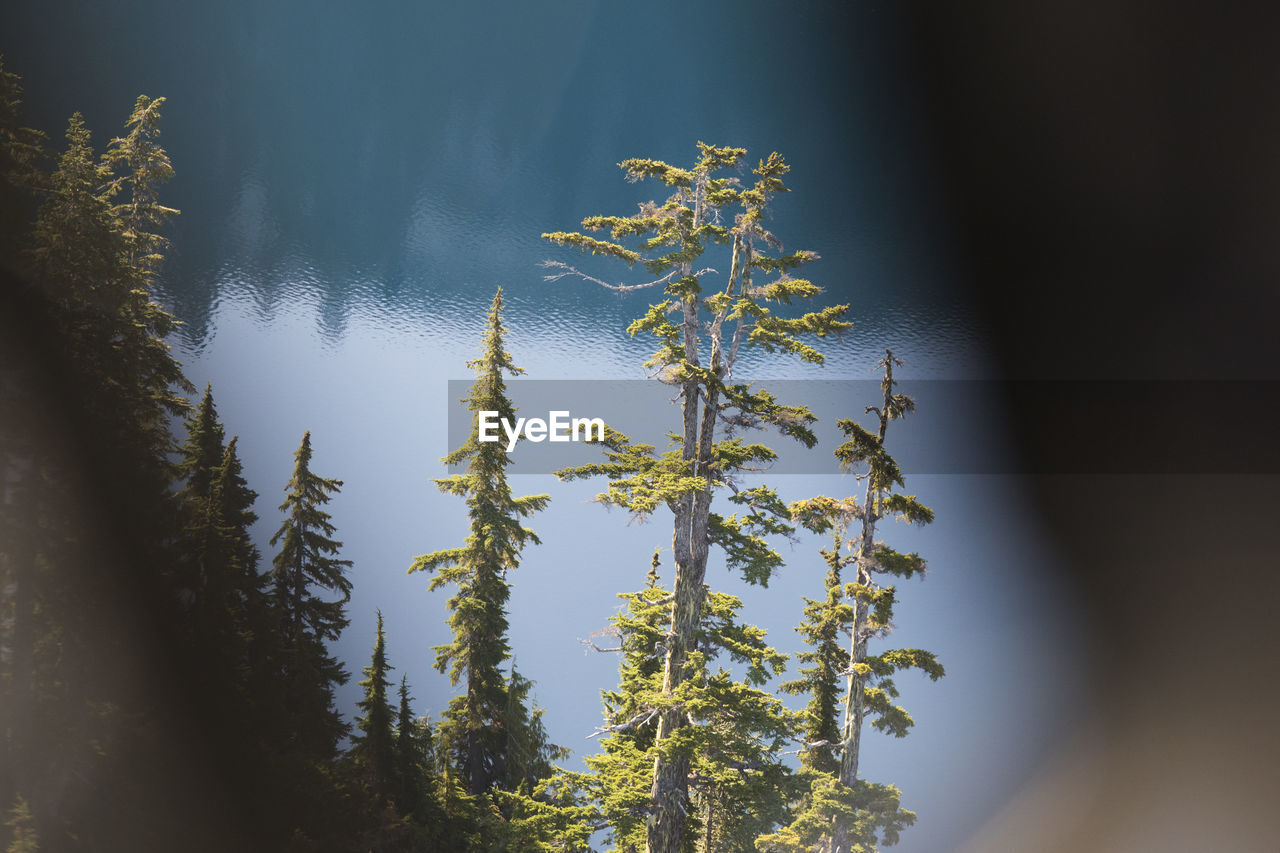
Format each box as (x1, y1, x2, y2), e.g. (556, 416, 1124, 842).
(587, 707, 659, 739)
(541, 260, 718, 295)
(579, 637, 624, 654)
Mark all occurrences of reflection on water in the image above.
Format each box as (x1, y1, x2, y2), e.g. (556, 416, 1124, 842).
(194, 252, 987, 378)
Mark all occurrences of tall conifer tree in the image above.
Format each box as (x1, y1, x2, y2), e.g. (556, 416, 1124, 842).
(178, 385, 226, 503)
(780, 528, 854, 777)
(210, 436, 269, 655)
(176, 385, 229, 636)
(103, 95, 176, 280)
(409, 288, 555, 800)
(544, 143, 850, 852)
(270, 430, 353, 762)
(0, 56, 46, 261)
(4, 95, 196, 849)
(353, 609, 397, 805)
(763, 352, 943, 853)
(393, 675, 435, 822)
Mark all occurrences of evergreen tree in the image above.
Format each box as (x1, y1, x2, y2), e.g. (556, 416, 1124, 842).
(504, 664, 571, 795)
(268, 430, 353, 841)
(31, 109, 189, 477)
(170, 389, 288, 841)
(102, 95, 176, 279)
(409, 288, 555, 800)
(353, 610, 397, 805)
(779, 528, 854, 777)
(209, 435, 271, 671)
(174, 387, 263, 675)
(2, 92, 202, 850)
(762, 353, 943, 853)
(566, 552, 796, 852)
(29, 99, 188, 499)
(0, 55, 46, 262)
(176, 386, 230, 634)
(3, 796, 38, 853)
(270, 429, 353, 741)
(544, 143, 850, 853)
(178, 385, 226, 505)
(394, 676, 436, 822)
(191, 438, 260, 682)
(757, 526, 859, 853)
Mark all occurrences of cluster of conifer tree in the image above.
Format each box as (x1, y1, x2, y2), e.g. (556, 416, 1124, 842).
(0, 57, 942, 853)
(0, 58, 487, 852)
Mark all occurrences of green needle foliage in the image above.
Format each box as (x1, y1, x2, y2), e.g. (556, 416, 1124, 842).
(779, 521, 856, 778)
(394, 676, 440, 826)
(765, 352, 943, 853)
(354, 610, 398, 805)
(1, 73, 219, 849)
(103, 95, 178, 280)
(0, 56, 46, 259)
(176, 388, 266, 672)
(3, 796, 38, 853)
(566, 552, 797, 852)
(347, 614, 456, 850)
(178, 385, 227, 505)
(268, 429, 354, 841)
(409, 288, 557, 804)
(544, 142, 850, 853)
(31, 104, 190, 502)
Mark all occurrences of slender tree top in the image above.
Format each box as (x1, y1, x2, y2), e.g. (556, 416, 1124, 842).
(179, 384, 226, 503)
(542, 142, 852, 379)
(409, 288, 549, 685)
(545, 144, 853, 586)
(410, 288, 550, 592)
(270, 430, 354, 634)
(354, 609, 396, 791)
(104, 94, 177, 276)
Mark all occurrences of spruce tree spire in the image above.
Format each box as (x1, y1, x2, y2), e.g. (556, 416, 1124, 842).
(178, 384, 226, 505)
(393, 675, 425, 817)
(103, 94, 177, 278)
(409, 288, 553, 797)
(354, 610, 396, 804)
(269, 430, 353, 758)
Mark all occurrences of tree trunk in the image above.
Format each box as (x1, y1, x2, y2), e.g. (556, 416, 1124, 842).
(648, 516, 708, 852)
(647, 180, 711, 853)
(831, 351, 895, 853)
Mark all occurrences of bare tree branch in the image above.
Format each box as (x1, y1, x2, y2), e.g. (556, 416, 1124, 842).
(587, 707, 659, 739)
(579, 637, 624, 654)
(540, 260, 717, 293)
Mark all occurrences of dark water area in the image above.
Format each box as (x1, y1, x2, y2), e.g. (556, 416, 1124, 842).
(4, 1, 974, 366)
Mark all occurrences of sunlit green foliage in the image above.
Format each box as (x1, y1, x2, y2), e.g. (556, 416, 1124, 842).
(544, 142, 852, 853)
(772, 354, 942, 853)
(410, 288, 564, 827)
(562, 554, 796, 852)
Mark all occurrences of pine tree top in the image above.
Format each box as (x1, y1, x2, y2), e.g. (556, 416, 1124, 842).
(410, 288, 549, 601)
(544, 144, 859, 587)
(270, 430, 353, 639)
(179, 384, 226, 503)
